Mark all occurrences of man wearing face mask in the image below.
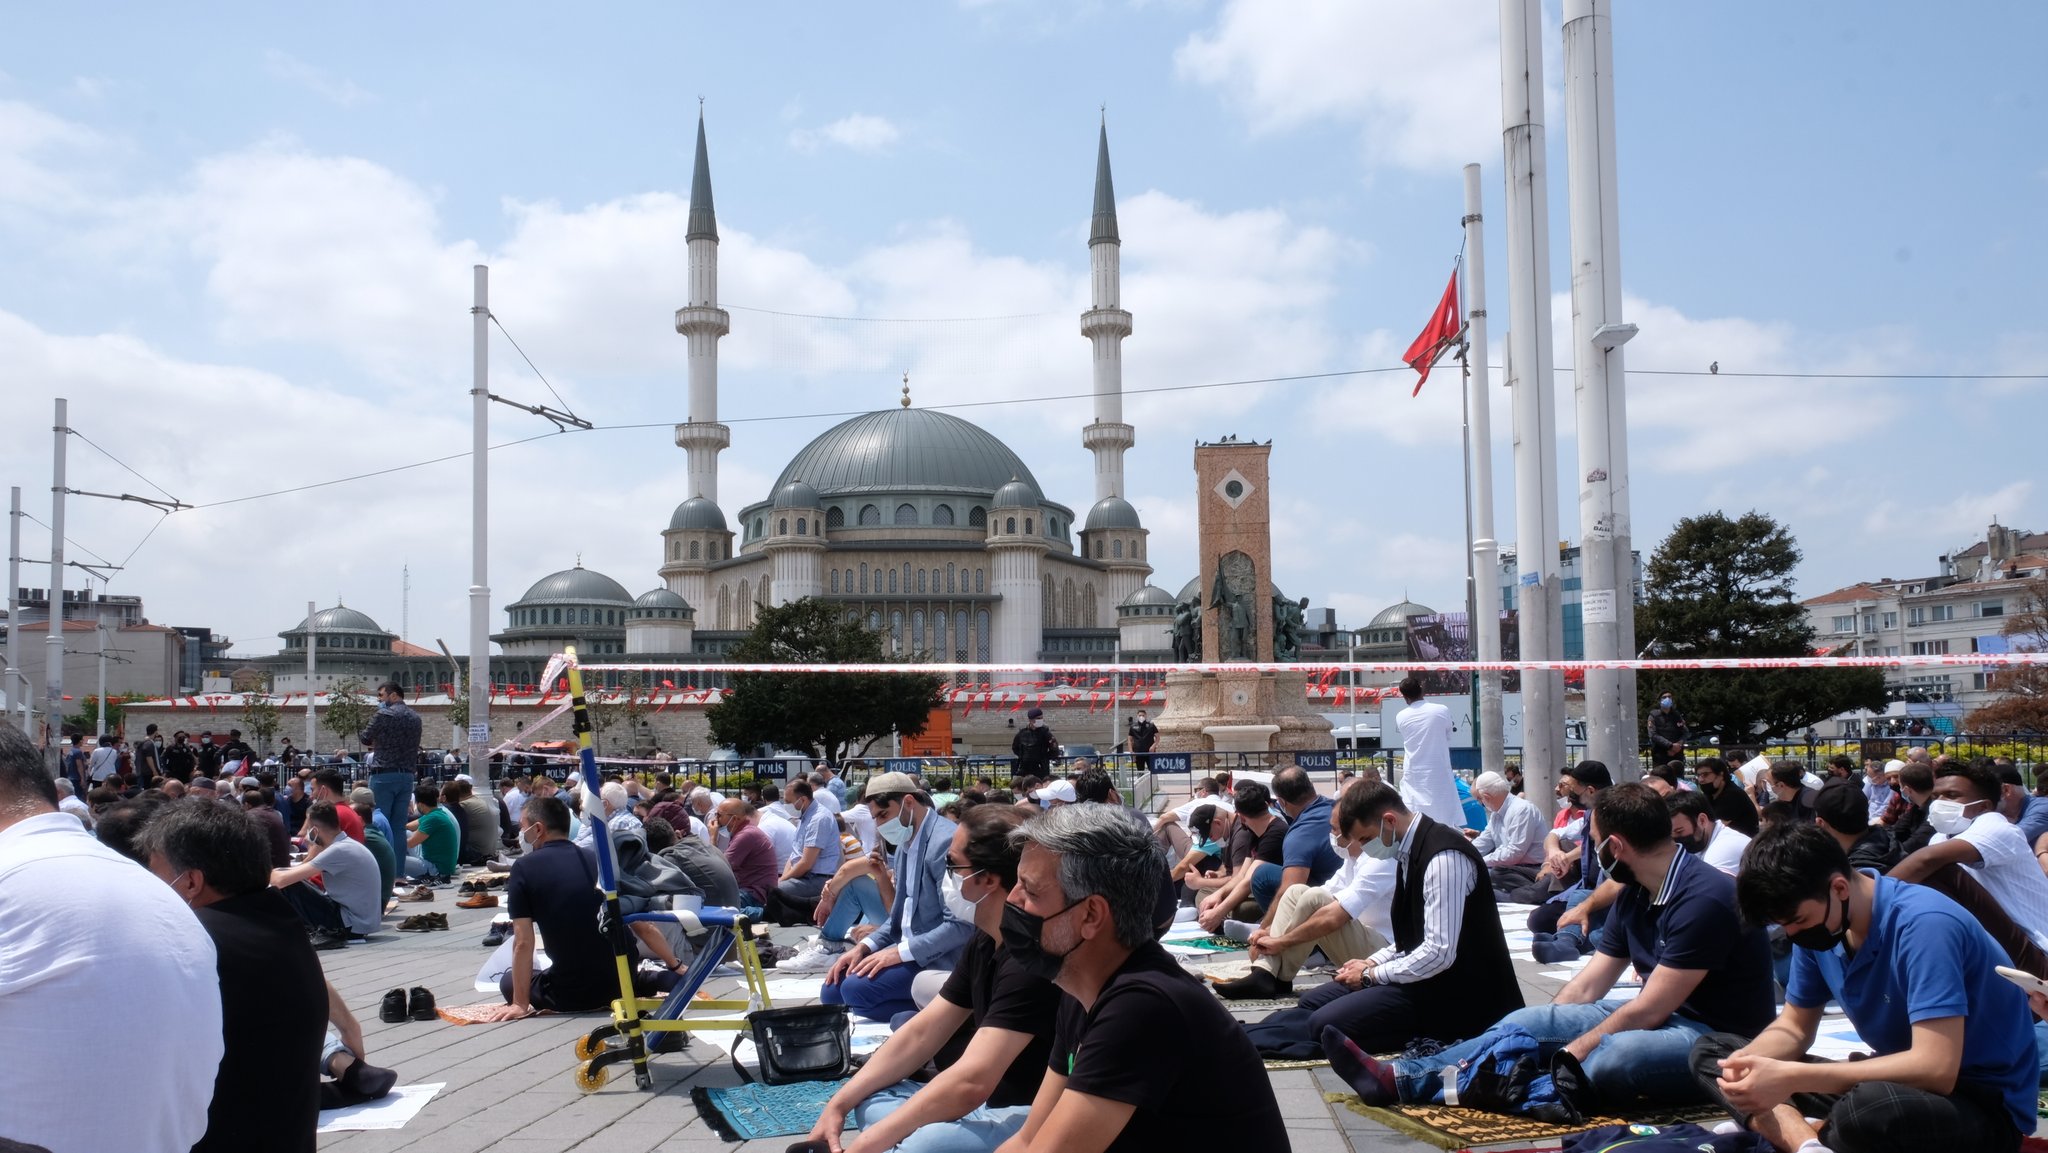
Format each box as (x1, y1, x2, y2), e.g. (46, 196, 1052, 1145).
(1330, 783, 1774, 1112)
(1281, 782, 1517, 1059)
(823, 772, 972, 1022)
(1689, 823, 2038, 1153)
(1011, 708, 1056, 778)
(1669, 789, 1750, 877)
(1892, 759, 2048, 975)
(807, 804, 1055, 1153)
(1647, 690, 1688, 765)
(999, 804, 1288, 1152)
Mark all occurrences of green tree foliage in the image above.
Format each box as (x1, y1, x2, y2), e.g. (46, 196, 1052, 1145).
(64, 692, 145, 736)
(322, 677, 373, 748)
(1968, 575, 2048, 735)
(707, 598, 946, 764)
(239, 691, 283, 751)
(1635, 511, 1886, 745)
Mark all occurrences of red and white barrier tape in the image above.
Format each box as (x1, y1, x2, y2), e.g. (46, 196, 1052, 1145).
(573, 653, 2047, 675)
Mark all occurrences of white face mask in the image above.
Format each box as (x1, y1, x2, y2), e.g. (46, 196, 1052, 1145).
(1927, 798, 1976, 836)
(1360, 824, 1399, 860)
(941, 869, 983, 921)
(877, 808, 913, 847)
(1329, 833, 1352, 858)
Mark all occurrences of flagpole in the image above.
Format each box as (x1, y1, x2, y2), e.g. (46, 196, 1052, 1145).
(1459, 333, 1481, 763)
(1464, 163, 1505, 779)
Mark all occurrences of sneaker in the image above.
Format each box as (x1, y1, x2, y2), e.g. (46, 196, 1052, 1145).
(309, 927, 350, 951)
(773, 938, 848, 974)
(399, 885, 434, 903)
(458, 880, 484, 895)
(397, 913, 447, 932)
(457, 892, 499, 909)
(408, 986, 437, 1021)
(379, 988, 408, 1024)
(481, 921, 509, 947)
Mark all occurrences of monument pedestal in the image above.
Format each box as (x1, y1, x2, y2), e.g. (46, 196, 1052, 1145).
(1156, 669, 1334, 760)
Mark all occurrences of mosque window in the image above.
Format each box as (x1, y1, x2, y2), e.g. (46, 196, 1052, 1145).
(831, 570, 840, 593)
(934, 504, 955, 526)
(778, 518, 788, 535)
(860, 504, 881, 526)
(689, 540, 701, 560)
(895, 503, 918, 526)
(1083, 585, 1097, 627)
(826, 507, 845, 529)
(917, 569, 927, 593)
(891, 611, 904, 652)
(1024, 518, 1034, 535)
(976, 569, 985, 594)
(844, 568, 853, 592)
(968, 506, 987, 528)
(1112, 539, 1123, 559)
(797, 517, 807, 535)
(710, 541, 720, 560)
(1050, 519, 1060, 537)
(947, 563, 956, 593)
(869, 610, 882, 631)
(581, 608, 591, 625)
(1043, 575, 1056, 624)
(1094, 540, 1104, 559)
(1063, 580, 1078, 626)
(1005, 517, 1016, 534)
(888, 569, 898, 593)
(912, 610, 925, 653)
(553, 608, 562, 625)
(860, 563, 869, 594)
(752, 517, 763, 538)
(977, 610, 991, 664)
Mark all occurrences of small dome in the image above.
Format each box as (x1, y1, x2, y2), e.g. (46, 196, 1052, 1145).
(1085, 496, 1141, 531)
(1120, 584, 1176, 610)
(668, 496, 728, 532)
(772, 481, 821, 509)
(633, 588, 692, 611)
(1176, 577, 1201, 604)
(290, 605, 387, 634)
(1369, 600, 1434, 628)
(518, 566, 634, 605)
(993, 479, 1038, 508)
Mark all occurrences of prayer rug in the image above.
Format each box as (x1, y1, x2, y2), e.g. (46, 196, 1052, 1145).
(1326, 1092, 1723, 1153)
(1262, 1056, 1329, 1070)
(691, 1077, 852, 1142)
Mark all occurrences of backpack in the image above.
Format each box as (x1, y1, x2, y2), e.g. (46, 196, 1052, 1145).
(1430, 1024, 1582, 1124)
(1562, 1124, 1771, 1153)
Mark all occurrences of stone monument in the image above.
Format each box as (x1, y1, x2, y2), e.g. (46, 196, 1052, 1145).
(1155, 438, 1335, 755)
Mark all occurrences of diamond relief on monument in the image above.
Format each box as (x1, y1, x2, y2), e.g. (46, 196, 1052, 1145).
(1214, 468, 1253, 509)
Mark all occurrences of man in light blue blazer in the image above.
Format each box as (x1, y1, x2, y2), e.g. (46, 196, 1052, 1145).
(823, 771, 971, 1021)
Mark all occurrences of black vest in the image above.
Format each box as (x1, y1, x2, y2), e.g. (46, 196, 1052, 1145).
(1389, 814, 1523, 1037)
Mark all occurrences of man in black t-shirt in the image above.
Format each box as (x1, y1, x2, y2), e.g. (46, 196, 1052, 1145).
(478, 796, 630, 1019)
(1002, 804, 1289, 1153)
(1195, 778, 1289, 932)
(810, 804, 1055, 1153)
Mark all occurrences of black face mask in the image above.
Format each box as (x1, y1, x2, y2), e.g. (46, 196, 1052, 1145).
(1786, 889, 1849, 953)
(1596, 839, 1637, 887)
(1001, 899, 1082, 983)
(1677, 829, 1711, 856)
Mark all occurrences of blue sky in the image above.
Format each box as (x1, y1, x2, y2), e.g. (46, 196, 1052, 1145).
(2, 1, 2043, 659)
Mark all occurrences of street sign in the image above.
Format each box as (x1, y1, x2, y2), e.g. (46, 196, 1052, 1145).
(1150, 752, 1192, 774)
(1294, 750, 1336, 771)
(886, 758, 923, 774)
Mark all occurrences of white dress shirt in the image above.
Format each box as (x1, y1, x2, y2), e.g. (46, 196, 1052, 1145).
(1364, 818, 1476, 985)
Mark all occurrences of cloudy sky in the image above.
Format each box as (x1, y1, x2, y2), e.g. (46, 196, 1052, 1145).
(3, 2, 2044, 662)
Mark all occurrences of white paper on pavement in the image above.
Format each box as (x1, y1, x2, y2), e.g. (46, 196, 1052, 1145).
(474, 938, 551, 992)
(317, 1083, 444, 1133)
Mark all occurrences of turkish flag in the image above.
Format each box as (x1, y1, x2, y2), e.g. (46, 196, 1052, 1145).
(1403, 269, 1462, 396)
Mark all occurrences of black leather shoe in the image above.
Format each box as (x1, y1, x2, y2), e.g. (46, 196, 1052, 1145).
(379, 987, 407, 1024)
(481, 922, 508, 947)
(407, 986, 437, 1022)
(1211, 968, 1289, 1001)
(308, 927, 350, 952)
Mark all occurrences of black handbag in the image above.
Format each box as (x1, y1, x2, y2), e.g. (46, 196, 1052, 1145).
(730, 1004, 853, 1085)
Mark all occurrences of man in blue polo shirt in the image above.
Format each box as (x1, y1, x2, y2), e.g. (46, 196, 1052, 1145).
(1330, 783, 1775, 1110)
(1690, 822, 2037, 1153)
(1251, 767, 1343, 915)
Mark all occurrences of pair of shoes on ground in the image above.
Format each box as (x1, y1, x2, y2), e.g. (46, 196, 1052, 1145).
(457, 877, 504, 895)
(773, 936, 850, 975)
(308, 926, 352, 951)
(379, 986, 438, 1023)
(456, 891, 499, 909)
(1211, 967, 1292, 1001)
(398, 884, 435, 902)
(397, 912, 449, 932)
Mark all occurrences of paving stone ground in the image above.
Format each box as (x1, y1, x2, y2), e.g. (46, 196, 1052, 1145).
(315, 886, 1559, 1152)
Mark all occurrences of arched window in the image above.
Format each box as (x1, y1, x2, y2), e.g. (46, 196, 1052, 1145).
(976, 610, 991, 663)
(1063, 580, 1077, 626)
(689, 540, 701, 560)
(1024, 518, 1034, 535)
(826, 506, 845, 529)
(552, 608, 562, 625)
(778, 517, 788, 535)
(976, 569, 986, 594)
(709, 541, 720, 560)
(894, 503, 918, 526)
(888, 569, 898, 594)
(917, 569, 927, 593)
(868, 610, 881, 631)
(903, 563, 912, 591)
(968, 506, 987, 528)
(581, 608, 591, 625)
(717, 585, 731, 629)
(758, 575, 772, 606)
(844, 569, 853, 592)
(831, 570, 840, 593)
(1094, 540, 1104, 559)
(933, 504, 955, 526)
(1083, 584, 1097, 627)
(891, 610, 904, 651)
(1043, 575, 1056, 625)
(752, 517, 763, 538)
(1115, 539, 1126, 559)
(1005, 517, 1017, 534)
(738, 581, 752, 626)
(796, 517, 807, 535)
(1050, 519, 1060, 538)
(859, 563, 869, 594)
(947, 563, 956, 593)
(859, 504, 881, 526)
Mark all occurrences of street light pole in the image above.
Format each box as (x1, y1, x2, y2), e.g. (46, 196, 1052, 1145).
(45, 398, 67, 781)
(469, 265, 493, 776)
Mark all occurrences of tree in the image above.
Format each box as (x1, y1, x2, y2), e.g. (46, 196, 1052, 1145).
(1635, 511, 1886, 745)
(1967, 575, 2048, 735)
(64, 693, 143, 735)
(322, 678, 372, 750)
(239, 692, 283, 752)
(707, 598, 946, 764)
(586, 674, 650, 754)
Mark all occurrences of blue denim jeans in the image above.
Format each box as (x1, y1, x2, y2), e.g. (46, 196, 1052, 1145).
(1250, 861, 1284, 911)
(823, 960, 925, 1023)
(369, 772, 414, 852)
(1389, 1000, 1716, 1108)
(823, 875, 890, 945)
(854, 1082, 1032, 1152)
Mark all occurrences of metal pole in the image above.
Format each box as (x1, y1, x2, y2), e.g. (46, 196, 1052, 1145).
(1110, 640, 1121, 768)
(1460, 345, 1480, 762)
(1500, 0, 1565, 815)
(305, 599, 317, 755)
(1464, 164, 1505, 778)
(1347, 634, 1357, 757)
(1564, 0, 1639, 778)
(6, 486, 22, 732)
(45, 399, 67, 780)
(94, 581, 106, 742)
(469, 265, 492, 775)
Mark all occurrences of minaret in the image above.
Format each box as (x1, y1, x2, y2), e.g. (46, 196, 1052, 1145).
(674, 109, 732, 509)
(1080, 118, 1134, 502)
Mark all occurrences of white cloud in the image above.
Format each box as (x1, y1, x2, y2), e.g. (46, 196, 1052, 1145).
(789, 114, 902, 154)
(0, 99, 109, 213)
(262, 50, 372, 107)
(1176, 0, 1512, 171)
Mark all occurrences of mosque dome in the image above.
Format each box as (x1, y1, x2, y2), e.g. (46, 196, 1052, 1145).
(771, 480, 822, 509)
(291, 605, 386, 634)
(668, 496, 729, 532)
(517, 566, 634, 605)
(633, 588, 691, 610)
(1119, 584, 1176, 611)
(771, 408, 1044, 500)
(1369, 600, 1434, 628)
(1084, 496, 1142, 531)
(993, 479, 1039, 508)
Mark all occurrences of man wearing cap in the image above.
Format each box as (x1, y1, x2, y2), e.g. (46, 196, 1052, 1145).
(823, 771, 971, 1022)
(1814, 781, 1901, 873)
(1033, 779, 1076, 808)
(1011, 708, 1057, 779)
